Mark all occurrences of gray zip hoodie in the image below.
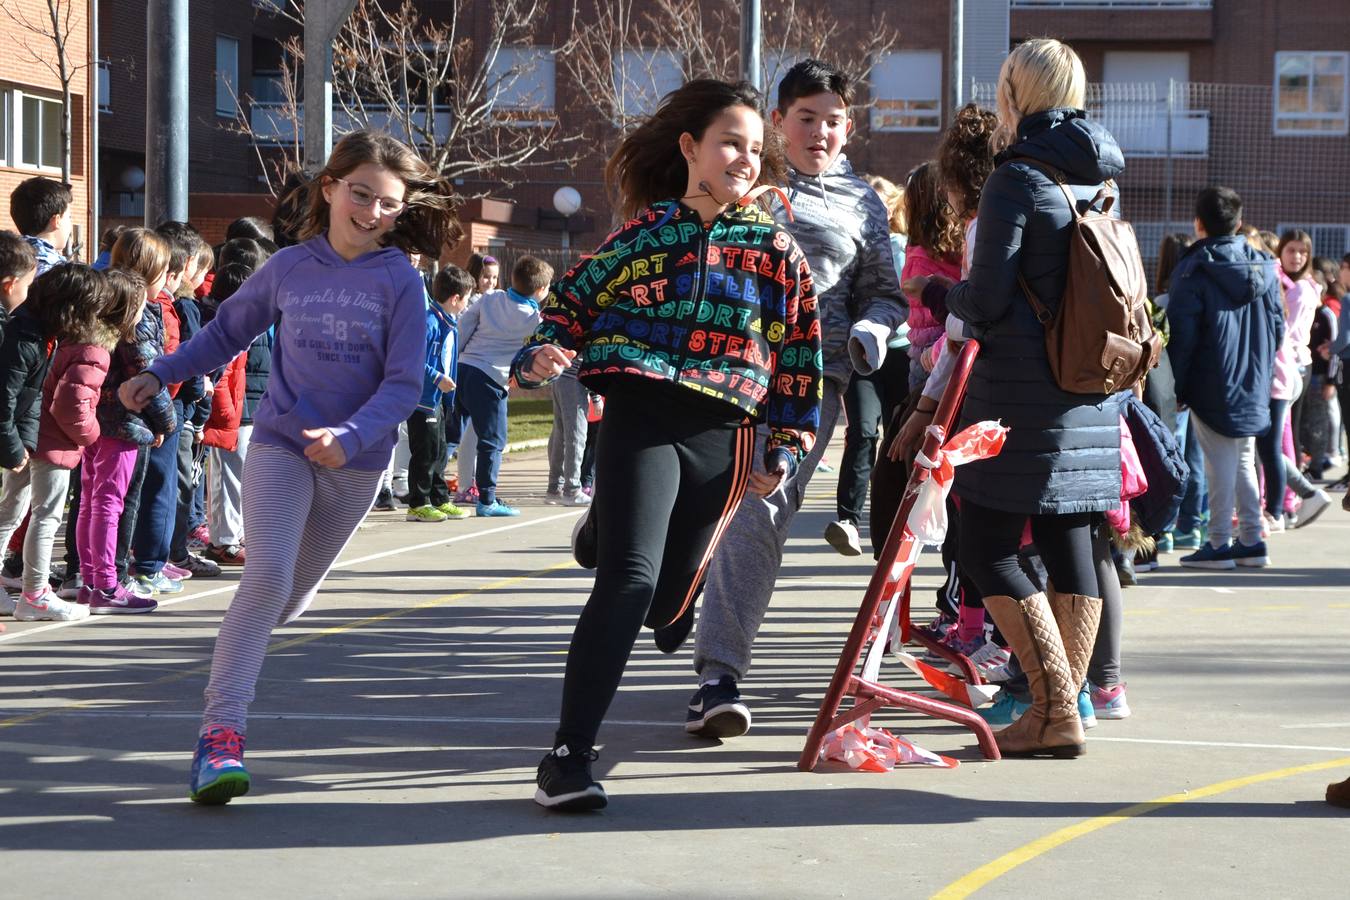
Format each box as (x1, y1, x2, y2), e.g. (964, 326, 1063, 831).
(457, 287, 542, 386)
(780, 154, 907, 385)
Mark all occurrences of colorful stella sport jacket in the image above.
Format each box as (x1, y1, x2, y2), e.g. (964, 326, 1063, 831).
(512, 199, 823, 469)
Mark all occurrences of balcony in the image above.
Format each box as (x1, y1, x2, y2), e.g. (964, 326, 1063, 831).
(1091, 106, 1210, 157)
(248, 102, 453, 145)
(1011, 1, 1209, 6)
(1011, 0, 1212, 40)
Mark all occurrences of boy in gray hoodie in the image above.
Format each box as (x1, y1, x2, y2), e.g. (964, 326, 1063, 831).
(450, 255, 550, 516)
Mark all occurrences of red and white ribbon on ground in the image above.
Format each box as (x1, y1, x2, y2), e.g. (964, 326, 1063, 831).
(821, 723, 959, 771)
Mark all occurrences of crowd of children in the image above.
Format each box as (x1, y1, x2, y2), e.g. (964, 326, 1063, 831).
(5, 42, 1347, 811)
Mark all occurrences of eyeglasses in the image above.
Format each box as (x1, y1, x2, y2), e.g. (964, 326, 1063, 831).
(333, 177, 406, 215)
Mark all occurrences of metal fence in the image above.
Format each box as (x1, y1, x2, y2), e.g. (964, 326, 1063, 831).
(972, 81, 1350, 288)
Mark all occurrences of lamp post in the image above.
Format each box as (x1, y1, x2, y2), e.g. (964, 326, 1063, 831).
(304, 0, 358, 172)
(741, 0, 762, 91)
(553, 186, 582, 251)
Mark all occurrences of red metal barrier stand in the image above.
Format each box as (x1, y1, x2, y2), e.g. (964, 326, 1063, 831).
(798, 341, 1000, 770)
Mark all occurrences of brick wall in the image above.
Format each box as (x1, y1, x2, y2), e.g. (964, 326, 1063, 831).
(0, 0, 94, 260)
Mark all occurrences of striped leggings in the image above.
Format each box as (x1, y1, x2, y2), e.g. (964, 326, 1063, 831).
(202, 441, 384, 733)
(554, 381, 754, 750)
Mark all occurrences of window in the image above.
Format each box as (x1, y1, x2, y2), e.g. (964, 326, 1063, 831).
(1275, 223, 1350, 259)
(98, 59, 111, 113)
(17, 92, 62, 171)
(0, 91, 9, 167)
(870, 51, 942, 132)
(611, 49, 683, 121)
(487, 46, 556, 125)
(1275, 52, 1348, 135)
(216, 35, 240, 117)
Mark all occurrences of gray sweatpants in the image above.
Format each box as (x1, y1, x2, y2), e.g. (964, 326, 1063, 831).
(547, 376, 589, 493)
(1191, 412, 1262, 547)
(693, 380, 844, 682)
(208, 424, 251, 547)
(0, 459, 73, 593)
(202, 441, 384, 733)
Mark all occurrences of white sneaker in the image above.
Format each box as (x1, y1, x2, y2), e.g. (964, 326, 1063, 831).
(15, 589, 91, 622)
(0, 593, 15, 616)
(0, 572, 20, 591)
(824, 519, 862, 556)
(953, 639, 1014, 682)
(562, 490, 592, 507)
(1294, 489, 1332, 529)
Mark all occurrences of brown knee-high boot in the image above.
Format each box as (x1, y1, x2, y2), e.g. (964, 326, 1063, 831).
(1047, 589, 1104, 694)
(983, 593, 1085, 758)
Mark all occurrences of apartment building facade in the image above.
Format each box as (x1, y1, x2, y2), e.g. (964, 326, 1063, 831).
(1, 0, 94, 258)
(93, 0, 1349, 260)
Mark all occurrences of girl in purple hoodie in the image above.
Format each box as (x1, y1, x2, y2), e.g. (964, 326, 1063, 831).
(120, 130, 456, 806)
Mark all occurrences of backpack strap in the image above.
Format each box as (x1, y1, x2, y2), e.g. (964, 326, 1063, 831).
(1018, 273, 1053, 324)
(1016, 157, 1116, 217)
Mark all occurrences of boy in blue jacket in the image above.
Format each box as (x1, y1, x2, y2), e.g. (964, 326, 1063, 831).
(406, 265, 473, 522)
(1167, 186, 1284, 571)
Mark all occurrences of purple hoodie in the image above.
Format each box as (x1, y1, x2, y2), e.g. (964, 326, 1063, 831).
(148, 235, 427, 470)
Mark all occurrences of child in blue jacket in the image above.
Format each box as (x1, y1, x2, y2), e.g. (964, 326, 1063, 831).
(406, 265, 472, 522)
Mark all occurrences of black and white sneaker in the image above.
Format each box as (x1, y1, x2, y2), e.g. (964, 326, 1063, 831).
(685, 676, 752, 738)
(571, 509, 597, 569)
(534, 745, 607, 811)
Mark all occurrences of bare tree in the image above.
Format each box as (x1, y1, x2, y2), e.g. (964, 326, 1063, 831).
(228, 0, 582, 197)
(563, 0, 901, 135)
(0, 0, 87, 185)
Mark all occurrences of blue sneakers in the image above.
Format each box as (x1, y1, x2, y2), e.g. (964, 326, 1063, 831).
(1078, 689, 1097, 730)
(977, 691, 1030, 726)
(135, 570, 184, 594)
(1179, 541, 1236, 570)
(189, 725, 250, 805)
(1172, 528, 1203, 551)
(1230, 540, 1270, 568)
(476, 500, 520, 517)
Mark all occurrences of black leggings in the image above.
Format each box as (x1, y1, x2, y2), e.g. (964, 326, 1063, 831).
(554, 382, 754, 750)
(958, 500, 1097, 600)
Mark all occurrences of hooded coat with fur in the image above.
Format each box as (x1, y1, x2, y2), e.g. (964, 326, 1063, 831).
(37, 321, 120, 468)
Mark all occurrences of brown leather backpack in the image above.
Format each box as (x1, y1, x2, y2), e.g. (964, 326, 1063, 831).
(1017, 160, 1162, 395)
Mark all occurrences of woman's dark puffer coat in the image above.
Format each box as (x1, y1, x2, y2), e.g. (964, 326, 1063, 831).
(946, 108, 1125, 515)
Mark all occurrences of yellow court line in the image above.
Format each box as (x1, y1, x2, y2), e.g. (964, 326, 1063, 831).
(932, 756, 1350, 899)
(0, 560, 575, 731)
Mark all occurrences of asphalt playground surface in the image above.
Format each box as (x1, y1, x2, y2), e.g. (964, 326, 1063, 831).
(3, 440, 1348, 898)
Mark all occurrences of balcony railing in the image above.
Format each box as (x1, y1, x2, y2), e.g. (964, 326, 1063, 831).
(248, 102, 453, 145)
(1011, 1, 1211, 8)
(1090, 106, 1210, 157)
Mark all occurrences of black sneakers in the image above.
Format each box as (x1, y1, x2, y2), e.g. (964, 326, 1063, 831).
(571, 509, 597, 569)
(534, 745, 607, 811)
(685, 676, 752, 738)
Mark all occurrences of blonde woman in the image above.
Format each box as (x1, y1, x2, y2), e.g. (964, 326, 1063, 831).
(941, 38, 1122, 758)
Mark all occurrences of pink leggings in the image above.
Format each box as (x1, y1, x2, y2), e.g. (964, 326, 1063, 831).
(78, 436, 139, 590)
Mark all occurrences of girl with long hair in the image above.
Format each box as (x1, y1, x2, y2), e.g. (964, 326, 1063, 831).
(512, 79, 821, 811)
(120, 130, 458, 805)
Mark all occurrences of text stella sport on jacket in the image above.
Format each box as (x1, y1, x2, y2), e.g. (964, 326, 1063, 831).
(514, 200, 824, 468)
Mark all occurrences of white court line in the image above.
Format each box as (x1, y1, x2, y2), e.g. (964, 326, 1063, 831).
(0, 511, 583, 645)
(6, 708, 1350, 755)
(1090, 736, 1350, 753)
(1279, 723, 1350, 730)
